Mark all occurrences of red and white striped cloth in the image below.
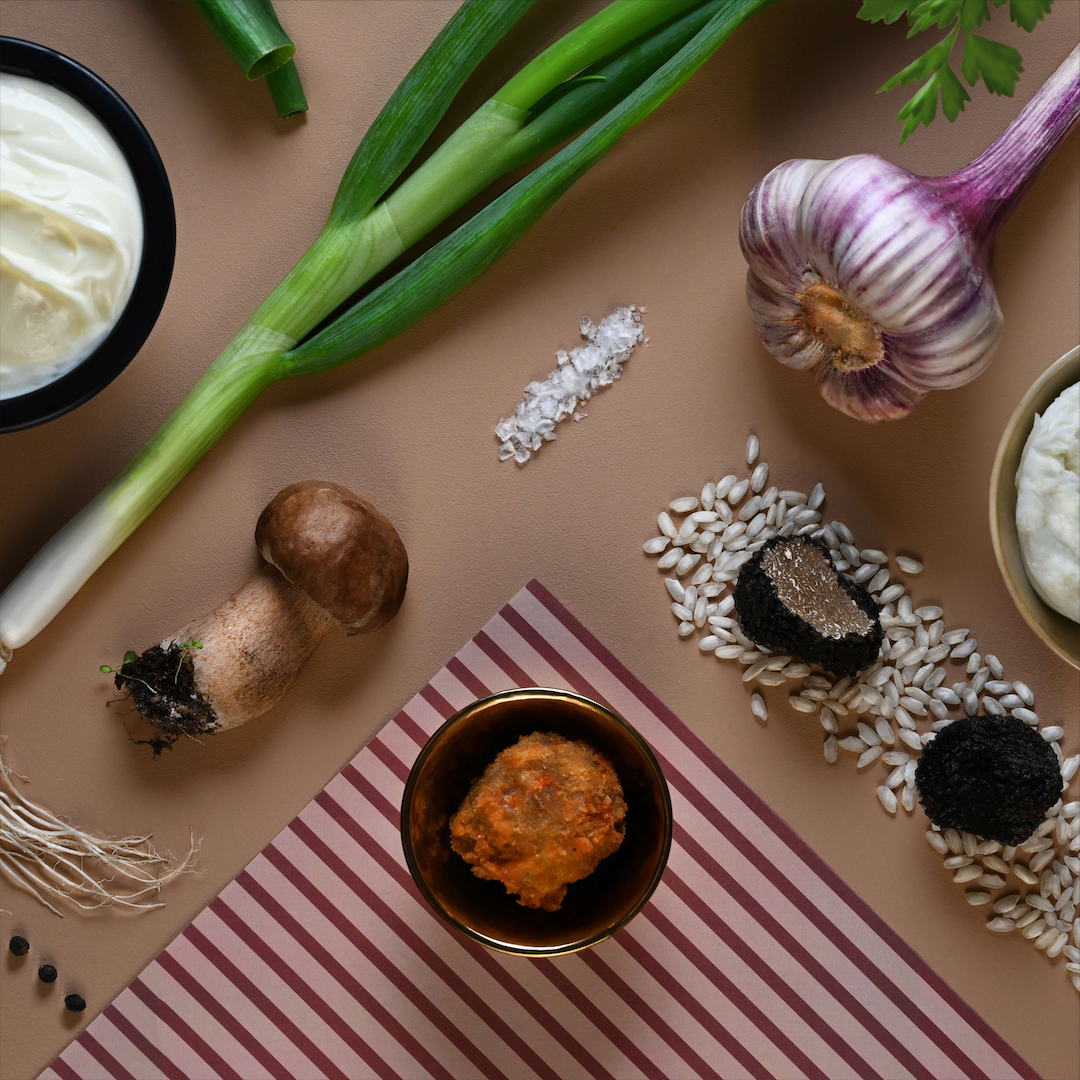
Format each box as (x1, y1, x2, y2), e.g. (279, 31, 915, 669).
(44, 581, 1037, 1080)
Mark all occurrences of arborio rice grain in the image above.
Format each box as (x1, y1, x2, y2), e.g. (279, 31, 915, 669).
(643, 436, 1079, 989)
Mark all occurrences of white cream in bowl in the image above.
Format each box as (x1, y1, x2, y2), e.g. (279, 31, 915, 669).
(0, 72, 143, 399)
(1015, 381, 1080, 623)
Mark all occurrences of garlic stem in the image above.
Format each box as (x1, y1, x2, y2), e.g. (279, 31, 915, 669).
(933, 45, 1080, 248)
(740, 46, 1079, 422)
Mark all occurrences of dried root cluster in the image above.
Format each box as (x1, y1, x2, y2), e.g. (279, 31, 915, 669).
(644, 435, 1079, 990)
(0, 745, 196, 916)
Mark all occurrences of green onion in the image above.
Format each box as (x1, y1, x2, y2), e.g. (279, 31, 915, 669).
(287, 0, 772, 377)
(265, 58, 307, 119)
(193, 0, 308, 118)
(0, 0, 772, 668)
(192, 0, 295, 79)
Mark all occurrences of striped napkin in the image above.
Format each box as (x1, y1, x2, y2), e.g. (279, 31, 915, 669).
(44, 580, 1036, 1080)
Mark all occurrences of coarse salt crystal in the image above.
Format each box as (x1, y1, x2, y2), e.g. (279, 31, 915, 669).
(496, 307, 644, 463)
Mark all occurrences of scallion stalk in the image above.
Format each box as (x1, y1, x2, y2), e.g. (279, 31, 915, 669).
(192, 0, 295, 80)
(0, 0, 772, 668)
(194, 0, 308, 118)
(288, 0, 773, 376)
(265, 58, 308, 119)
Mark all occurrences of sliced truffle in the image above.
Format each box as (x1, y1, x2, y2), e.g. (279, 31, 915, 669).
(915, 715, 1061, 845)
(450, 732, 626, 911)
(733, 535, 883, 677)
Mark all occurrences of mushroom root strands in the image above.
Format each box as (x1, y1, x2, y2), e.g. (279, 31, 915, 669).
(0, 745, 196, 916)
(739, 46, 1079, 422)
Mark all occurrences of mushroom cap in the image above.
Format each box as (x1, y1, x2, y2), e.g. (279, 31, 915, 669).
(255, 481, 408, 633)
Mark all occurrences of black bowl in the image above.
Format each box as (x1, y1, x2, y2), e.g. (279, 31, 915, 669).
(401, 688, 673, 956)
(0, 37, 175, 433)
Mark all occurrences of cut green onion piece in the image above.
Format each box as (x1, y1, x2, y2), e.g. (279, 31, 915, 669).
(265, 58, 307, 119)
(192, 0, 295, 80)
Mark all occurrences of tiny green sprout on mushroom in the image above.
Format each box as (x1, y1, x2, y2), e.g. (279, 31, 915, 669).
(111, 481, 408, 747)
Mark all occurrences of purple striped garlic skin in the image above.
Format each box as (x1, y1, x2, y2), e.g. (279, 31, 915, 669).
(740, 45, 1079, 423)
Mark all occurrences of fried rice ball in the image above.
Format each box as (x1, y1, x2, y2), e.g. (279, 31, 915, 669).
(449, 731, 627, 911)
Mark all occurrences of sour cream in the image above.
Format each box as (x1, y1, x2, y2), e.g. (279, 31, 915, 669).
(0, 72, 143, 399)
(1015, 381, 1080, 623)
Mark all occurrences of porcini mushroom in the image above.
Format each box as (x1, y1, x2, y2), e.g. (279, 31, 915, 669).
(111, 481, 408, 747)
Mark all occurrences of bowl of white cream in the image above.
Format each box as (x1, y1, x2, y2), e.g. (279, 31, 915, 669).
(990, 346, 1080, 670)
(0, 38, 175, 432)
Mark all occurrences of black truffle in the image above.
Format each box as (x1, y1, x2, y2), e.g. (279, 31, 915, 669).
(733, 536, 883, 677)
(915, 715, 1061, 845)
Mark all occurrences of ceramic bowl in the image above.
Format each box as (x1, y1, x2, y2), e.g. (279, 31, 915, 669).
(0, 37, 175, 433)
(989, 345, 1079, 669)
(401, 687, 672, 956)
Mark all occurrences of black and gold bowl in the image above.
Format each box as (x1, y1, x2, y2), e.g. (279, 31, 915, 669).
(401, 687, 672, 957)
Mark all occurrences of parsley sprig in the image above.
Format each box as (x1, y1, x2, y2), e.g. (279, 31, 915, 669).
(859, 0, 1054, 143)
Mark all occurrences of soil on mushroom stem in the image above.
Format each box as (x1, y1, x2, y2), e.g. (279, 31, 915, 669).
(113, 644, 218, 754)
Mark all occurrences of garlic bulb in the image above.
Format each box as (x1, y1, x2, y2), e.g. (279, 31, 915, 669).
(740, 46, 1079, 422)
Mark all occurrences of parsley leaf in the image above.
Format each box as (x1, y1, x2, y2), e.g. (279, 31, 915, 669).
(880, 27, 959, 92)
(959, 1, 992, 33)
(1008, 0, 1053, 33)
(961, 33, 1024, 94)
(857, 0, 914, 23)
(857, 0, 1054, 142)
(937, 61, 973, 118)
(893, 62, 973, 141)
(905, 1, 964, 36)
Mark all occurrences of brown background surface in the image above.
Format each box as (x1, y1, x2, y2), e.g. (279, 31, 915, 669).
(1, 2, 1077, 1078)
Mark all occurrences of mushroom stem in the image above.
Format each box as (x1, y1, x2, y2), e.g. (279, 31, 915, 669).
(170, 564, 335, 730)
(113, 565, 334, 746)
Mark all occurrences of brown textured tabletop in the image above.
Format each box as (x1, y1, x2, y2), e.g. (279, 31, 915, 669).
(2, 3, 1078, 1079)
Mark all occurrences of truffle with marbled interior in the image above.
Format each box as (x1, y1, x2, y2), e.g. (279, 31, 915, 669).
(734, 535, 883, 677)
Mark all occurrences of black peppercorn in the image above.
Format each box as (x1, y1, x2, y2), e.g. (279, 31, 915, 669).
(8, 936, 29, 956)
(64, 993, 87, 1013)
(39, 964, 58, 983)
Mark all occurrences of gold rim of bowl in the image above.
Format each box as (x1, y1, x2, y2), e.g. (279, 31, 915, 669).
(400, 687, 673, 957)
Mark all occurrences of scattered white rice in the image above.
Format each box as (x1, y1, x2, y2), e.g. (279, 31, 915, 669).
(496, 307, 645, 464)
(644, 436, 1079, 989)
